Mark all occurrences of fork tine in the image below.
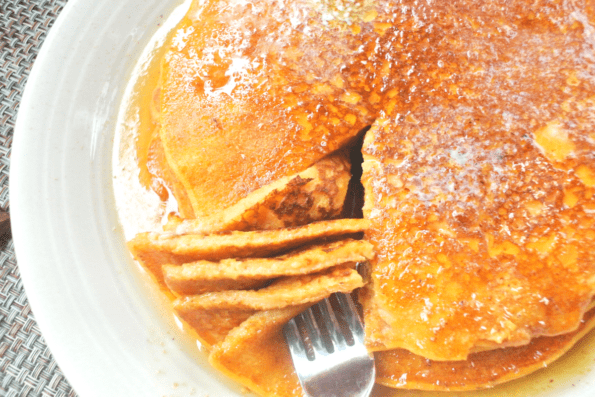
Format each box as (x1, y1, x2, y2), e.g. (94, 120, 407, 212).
(335, 293, 365, 344)
(284, 318, 310, 361)
(318, 297, 348, 350)
(284, 292, 375, 397)
(301, 307, 327, 355)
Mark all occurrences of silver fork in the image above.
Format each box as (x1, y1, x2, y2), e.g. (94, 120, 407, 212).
(283, 292, 375, 397)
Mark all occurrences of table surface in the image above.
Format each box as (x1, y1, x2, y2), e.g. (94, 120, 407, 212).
(0, 1, 77, 396)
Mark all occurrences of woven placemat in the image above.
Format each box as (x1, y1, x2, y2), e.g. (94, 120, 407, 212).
(0, 1, 77, 396)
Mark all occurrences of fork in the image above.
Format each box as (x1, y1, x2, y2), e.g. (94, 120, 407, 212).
(283, 292, 375, 397)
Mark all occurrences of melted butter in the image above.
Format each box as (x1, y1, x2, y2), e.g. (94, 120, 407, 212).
(309, 0, 378, 28)
(533, 121, 575, 163)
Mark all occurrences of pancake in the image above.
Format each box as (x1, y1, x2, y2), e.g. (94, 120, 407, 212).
(358, 0, 595, 361)
(209, 306, 307, 397)
(128, 218, 369, 285)
(176, 308, 254, 348)
(146, 94, 352, 224)
(174, 265, 363, 312)
(125, 0, 595, 392)
(375, 307, 595, 391)
(165, 152, 352, 233)
(361, 114, 595, 361)
(159, 0, 377, 219)
(167, 275, 266, 296)
(173, 265, 363, 348)
(164, 239, 374, 295)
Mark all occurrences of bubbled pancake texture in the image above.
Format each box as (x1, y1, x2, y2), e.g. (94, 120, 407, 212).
(162, 0, 595, 361)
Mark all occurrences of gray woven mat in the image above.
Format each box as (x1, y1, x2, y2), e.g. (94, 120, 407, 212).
(0, 1, 77, 396)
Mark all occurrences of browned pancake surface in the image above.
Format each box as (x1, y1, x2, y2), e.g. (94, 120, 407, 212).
(360, 0, 595, 360)
(160, 0, 377, 218)
(209, 306, 307, 397)
(133, 0, 595, 392)
(174, 265, 363, 311)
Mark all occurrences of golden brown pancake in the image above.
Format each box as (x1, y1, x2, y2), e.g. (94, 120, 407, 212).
(163, 239, 373, 295)
(375, 307, 595, 391)
(159, 0, 377, 219)
(147, 73, 353, 225)
(209, 306, 307, 397)
(174, 265, 363, 348)
(174, 265, 363, 312)
(164, 152, 352, 233)
(176, 308, 254, 349)
(128, 218, 369, 286)
(361, 112, 595, 361)
(127, 0, 595, 392)
(357, 0, 595, 361)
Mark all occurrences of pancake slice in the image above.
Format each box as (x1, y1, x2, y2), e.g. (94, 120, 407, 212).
(174, 265, 363, 312)
(165, 153, 352, 233)
(359, 0, 595, 361)
(174, 265, 363, 350)
(209, 306, 307, 397)
(167, 277, 266, 297)
(160, 0, 376, 219)
(164, 239, 374, 295)
(127, 218, 369, 285)
(175, 308, 255, 349)
(375, 307, 595, 391)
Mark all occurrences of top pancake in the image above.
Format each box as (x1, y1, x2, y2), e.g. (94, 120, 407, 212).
(358, 0, 595, 360)
(160, 0, 377, 218)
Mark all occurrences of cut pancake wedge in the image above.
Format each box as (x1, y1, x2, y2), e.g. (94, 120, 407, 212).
(173, 265, 363, 349)
(176, 308, 254, 348)
(164, 239, 373, 295)
(209, 306, 307, 397)
(128, 218, 369, 285)
(174, 265, 363, 312)
(160, 0, 375, 219)
(166, 153, 352, 233)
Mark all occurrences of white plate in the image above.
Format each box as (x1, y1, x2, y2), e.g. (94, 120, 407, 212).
(9, 0, 595, 396)
(10, 0, 243, 396)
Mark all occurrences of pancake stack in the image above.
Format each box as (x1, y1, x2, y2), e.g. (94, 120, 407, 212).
(125, 0, 595, 395)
